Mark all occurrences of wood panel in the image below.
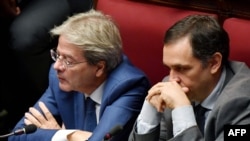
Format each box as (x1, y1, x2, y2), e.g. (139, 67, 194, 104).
(142, 0, 250, 24)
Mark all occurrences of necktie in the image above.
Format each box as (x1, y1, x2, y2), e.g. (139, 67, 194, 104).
(194, 104, 208, 135)
(84, 97, 97, 132)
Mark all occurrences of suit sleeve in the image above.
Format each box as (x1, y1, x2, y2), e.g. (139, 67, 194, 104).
(8, 67, 61, 141)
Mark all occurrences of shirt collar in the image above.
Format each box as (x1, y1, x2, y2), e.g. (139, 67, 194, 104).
(84, 81, 105, 105)
(201, 67, 226, 110)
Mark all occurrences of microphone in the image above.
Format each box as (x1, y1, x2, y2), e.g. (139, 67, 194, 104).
(0, 124, 37, 138)
(103, 125, 123, 141)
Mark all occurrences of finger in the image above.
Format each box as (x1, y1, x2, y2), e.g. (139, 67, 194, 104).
(25, 112, 38, 123)
(147, 94, 163, 112)
(38, 101, 55, 121)
(29, 107, 47, 123)
(181, 86, 189, 93)
(147, 82, 167, 100)
(146, 87, 162, 100)
(24, 118, 32, 125)
(24, 118, 39, 128)
(25, 112, 41, 127)
(146, 92, 159, 101)
(154, 97, 164, 112)
(171, 81, 189, 93)
(157, 98, 165, 112)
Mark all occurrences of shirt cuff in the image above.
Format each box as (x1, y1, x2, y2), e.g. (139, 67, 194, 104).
(137, 100, 162, 134)
(172, 105, 196, 136)
(51, 130, 77, 141)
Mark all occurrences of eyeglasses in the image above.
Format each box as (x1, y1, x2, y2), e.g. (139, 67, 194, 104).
(50, 48, 87, 69)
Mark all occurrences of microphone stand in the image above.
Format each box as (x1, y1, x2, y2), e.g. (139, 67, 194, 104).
(0, 132, 14, 138)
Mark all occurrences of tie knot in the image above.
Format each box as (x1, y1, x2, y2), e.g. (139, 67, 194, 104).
(194, 104, 208, 116)
(85, 97, 95, 106)
(194, 104, 208, 115)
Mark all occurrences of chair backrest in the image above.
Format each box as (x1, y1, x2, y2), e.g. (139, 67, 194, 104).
(223, 18, 250, 67)
(96, 0, 217, 85)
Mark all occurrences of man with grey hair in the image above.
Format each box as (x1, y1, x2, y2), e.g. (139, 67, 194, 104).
(9, 9, 150, 141)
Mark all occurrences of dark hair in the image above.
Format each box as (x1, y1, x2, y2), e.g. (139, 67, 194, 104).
(164, 15, 230, 67)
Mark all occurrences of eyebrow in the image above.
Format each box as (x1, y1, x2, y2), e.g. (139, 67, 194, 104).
(57, 50, 78, 61)
(167, 63, 191, 69)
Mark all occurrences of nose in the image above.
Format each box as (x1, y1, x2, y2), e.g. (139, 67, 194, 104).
(168, 69, 180, 82)
(53, 59, 65, 70)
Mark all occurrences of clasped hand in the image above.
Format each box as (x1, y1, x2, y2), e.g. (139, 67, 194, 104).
(146, 81, 190, 112)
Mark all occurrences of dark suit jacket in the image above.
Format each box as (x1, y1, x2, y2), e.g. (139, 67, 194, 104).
(9, 55, 150, 141)
(129, 61, 250, 141)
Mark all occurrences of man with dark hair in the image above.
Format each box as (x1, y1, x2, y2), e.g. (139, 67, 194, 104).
(129, 14, 250, 141)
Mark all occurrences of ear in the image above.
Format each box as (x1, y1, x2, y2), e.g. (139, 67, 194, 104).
(209, 52, 222, 74)
(95, 61, 106, 77)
